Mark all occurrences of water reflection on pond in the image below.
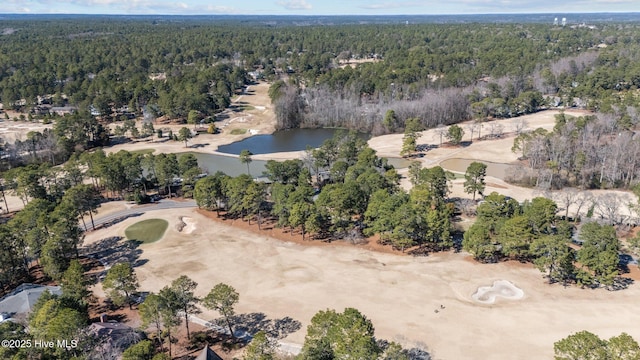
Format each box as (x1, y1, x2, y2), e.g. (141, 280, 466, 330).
(439, 158, 513, 179)
(183, 152, 268, 177)
(218, 128, 368, 155)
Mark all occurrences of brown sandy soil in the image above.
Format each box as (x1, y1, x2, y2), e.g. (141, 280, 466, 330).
(0, 193, 28, 214)
(82, 206, 640, 360)
(105, 81, 276, 156)
(337, 58, 382, 69)
(0, 119, 53, 143)
(195, 209, 404, 256)
(368, 109, 586, 162)
(88, 297, 141, 328)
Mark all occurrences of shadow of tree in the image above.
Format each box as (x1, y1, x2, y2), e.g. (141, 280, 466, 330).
(416, 144, 438, 152)
(80, 236, 146, 279)
(93, 212, 142, 230)
(211, 312, 301, 340)
(378, 339, 432, 360)
(610, 277, 634, 291)
(187, 330, 239, 353)
(618, 253, 636, 274)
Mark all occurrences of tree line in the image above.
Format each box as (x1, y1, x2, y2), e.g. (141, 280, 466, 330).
(511, 112, 640, 191)
(554, 331, 640, 360)
(191, 132, 627, 289)
(1, 110, 110, 171)
(463, 192, 623, 288)
(194, 131, 454, 252)
(269, 22, 640, 135)
(4, 18, 640, 133)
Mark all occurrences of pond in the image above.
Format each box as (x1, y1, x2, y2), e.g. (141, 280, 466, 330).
(184, 152, 268, 178)
(182, 152, 412, 178)
(217, 128, 368, 155)
(439, 158, 514, 179)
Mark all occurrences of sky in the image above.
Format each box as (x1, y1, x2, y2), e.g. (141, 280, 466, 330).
(1, 0, 638, 15)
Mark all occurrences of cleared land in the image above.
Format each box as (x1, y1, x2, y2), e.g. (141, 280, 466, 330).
(83, 207, 640, 360)
(0, 118, 53, 143)
(105, 81, 276, 156)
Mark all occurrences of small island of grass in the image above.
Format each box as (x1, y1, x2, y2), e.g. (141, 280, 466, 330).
(230, 128, 248, 135)
(125, 219, 169, 244)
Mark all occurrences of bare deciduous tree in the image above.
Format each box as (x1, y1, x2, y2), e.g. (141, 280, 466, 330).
(466, 122, 480, 142)
(487, 122, 504, 139)
(513, 118, 529, 135)
(573, 192, 593, 220)
(554, 188, 579, 220)
(596, 193, 623, 225)
(434, 125, 448, 146)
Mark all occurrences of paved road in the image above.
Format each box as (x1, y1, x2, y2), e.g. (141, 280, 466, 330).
(84, 199, 197, 231)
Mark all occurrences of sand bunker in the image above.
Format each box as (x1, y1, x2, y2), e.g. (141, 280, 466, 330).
(472, 280, 524, 304)
(181, 216, 196, 234)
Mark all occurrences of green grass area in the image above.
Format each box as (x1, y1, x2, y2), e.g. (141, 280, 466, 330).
(125, 219, 169, 244)
(229, 128, 247, 135)
(238, 105, 255, 111)
(129, 148, 155, 155)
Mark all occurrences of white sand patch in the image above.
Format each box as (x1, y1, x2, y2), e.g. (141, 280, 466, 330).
(181, 216, 196, 234)
(472, 280, 524, 304)
(249, 129, 260, 135)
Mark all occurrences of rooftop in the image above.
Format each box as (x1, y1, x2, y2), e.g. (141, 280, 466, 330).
(0, 283, 62, 318)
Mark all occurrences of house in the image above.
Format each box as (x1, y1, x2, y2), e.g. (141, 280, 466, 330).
(32, 105, 52, 116)
(88, 319, 141, 355)
(50, 106, 77, 116)
(0, 283, 62, 322)
(195, 345, 224, 360)
(90, 105, 101, 116)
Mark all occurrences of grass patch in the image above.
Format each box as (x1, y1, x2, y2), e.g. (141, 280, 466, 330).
(238, 105, 255, 111)
(229, 128, 247, 135)
(451, 172, 465, 179)
(129, 148, 155, 155)
(125, 219, 169, 244)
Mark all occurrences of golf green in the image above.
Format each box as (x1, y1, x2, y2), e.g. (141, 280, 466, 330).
(125, 219, 169, 244)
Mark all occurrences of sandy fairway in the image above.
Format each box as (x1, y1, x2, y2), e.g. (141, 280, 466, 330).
(83, 207, 640, 360)
(0, 119, 53, 144)
(367, 109, 588, 162)
(105, 81, 277, 156)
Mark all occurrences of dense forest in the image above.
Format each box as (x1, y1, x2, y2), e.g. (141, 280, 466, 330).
(2, 18, 640, 133)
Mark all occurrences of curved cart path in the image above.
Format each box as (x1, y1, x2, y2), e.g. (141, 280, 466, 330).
(84, 199, 197, 231)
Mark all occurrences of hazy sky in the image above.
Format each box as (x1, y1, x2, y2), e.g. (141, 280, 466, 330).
(2, 0, 638, 15)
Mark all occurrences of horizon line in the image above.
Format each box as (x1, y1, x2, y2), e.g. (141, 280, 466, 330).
(1, 12, 639, 16)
